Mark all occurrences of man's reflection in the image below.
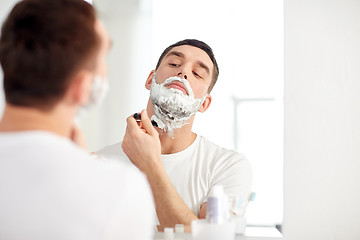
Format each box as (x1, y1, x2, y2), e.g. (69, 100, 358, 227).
(97, 39, 252, 231)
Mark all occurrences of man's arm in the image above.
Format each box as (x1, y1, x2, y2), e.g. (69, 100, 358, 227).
(146, 163, 198, 230)
(122, 110, 202, 230)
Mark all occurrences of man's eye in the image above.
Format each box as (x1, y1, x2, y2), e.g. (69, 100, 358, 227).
(169, 63, 180, 67)
(193, 71, 202, 78)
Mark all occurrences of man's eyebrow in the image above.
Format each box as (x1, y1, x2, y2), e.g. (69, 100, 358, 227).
(197, 61, 210, 75)
(165, 51, 185, 59)
(166, 51, 211, 74)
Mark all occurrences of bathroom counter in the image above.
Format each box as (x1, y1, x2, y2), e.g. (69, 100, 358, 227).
(153, 226, 282, 239)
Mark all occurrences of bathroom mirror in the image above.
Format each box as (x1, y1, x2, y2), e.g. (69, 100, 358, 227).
(82, 0, 284, 234)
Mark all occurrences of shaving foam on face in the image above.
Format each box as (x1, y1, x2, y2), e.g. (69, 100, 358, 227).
(150, 74, 207, 136)
(76, 75, 109, 123)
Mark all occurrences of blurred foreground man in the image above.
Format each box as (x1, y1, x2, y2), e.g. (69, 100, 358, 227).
(97, 39, 252, 231)
(0, 0, 154, 239)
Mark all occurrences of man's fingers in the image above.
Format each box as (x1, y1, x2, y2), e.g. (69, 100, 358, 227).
(126, 111, 158, 137)
(140, 110, 158, 136)
(125, 115, 141, 135)
(126, 113, 150, 135)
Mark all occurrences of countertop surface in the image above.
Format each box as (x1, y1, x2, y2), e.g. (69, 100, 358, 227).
(153, 226, 282, 240)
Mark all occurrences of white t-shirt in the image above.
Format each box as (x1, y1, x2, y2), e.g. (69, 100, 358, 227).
(97, 134, 252, 222)
(0, 131, 155, 240)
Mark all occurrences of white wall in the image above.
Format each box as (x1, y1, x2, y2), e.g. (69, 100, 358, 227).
(0, 0, 17, 116)
(79, 0, 152, 151)
(283, 0, 360, 239)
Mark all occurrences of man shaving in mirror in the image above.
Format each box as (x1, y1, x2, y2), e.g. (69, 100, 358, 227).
(97, 39, 252, 231)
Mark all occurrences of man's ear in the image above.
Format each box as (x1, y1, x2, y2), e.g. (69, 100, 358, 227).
(145, 70, 156, 90)
(65, 71, 93, 105)
(198, 94, 212, 113)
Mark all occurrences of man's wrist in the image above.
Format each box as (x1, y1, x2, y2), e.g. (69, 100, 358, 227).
(144, 161, 170, 188)
(144, 158, 165, 177)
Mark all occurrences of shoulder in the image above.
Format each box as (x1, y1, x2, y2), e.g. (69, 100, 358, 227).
(93, 142, 151, 194)
(197, 135, 248, 163)
(96, 141, 123, 155)
(195, 136, 252, 178)
(89, 150, 143, 183)
(95, 141, 129, 162)
(92, 143, 149, 189)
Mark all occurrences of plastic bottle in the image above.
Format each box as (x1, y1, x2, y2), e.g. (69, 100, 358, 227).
(206, 185, 228, 224)
(164, 227, 174, 240)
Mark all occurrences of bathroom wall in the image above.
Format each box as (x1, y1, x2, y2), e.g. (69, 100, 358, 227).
(0, 0, 17, 116)
(283, 0, 360, 239)
(80, 0, 153, 151)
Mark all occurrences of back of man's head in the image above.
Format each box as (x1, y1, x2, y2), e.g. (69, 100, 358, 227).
(155, 39, 219, 93)
(0, 0, 100, 111)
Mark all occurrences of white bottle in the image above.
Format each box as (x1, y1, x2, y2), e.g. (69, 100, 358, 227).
(206, 185, 227, 224)
(164, 227, 174, 240)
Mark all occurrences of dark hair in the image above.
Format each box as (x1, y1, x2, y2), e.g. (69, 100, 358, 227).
(155, 39, 219, 93)
(0, 0, 100, 110)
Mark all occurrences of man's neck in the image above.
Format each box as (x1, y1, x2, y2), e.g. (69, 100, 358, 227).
(158, 127, 197, 155)
(146, 100, 197, 155)
(0, 103, 74, 138)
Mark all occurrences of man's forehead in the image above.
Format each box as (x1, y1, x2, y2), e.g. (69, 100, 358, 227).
(165, 45, 213, 70)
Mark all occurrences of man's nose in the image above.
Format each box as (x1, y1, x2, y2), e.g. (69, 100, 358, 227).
(177, 72, 187, 79)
